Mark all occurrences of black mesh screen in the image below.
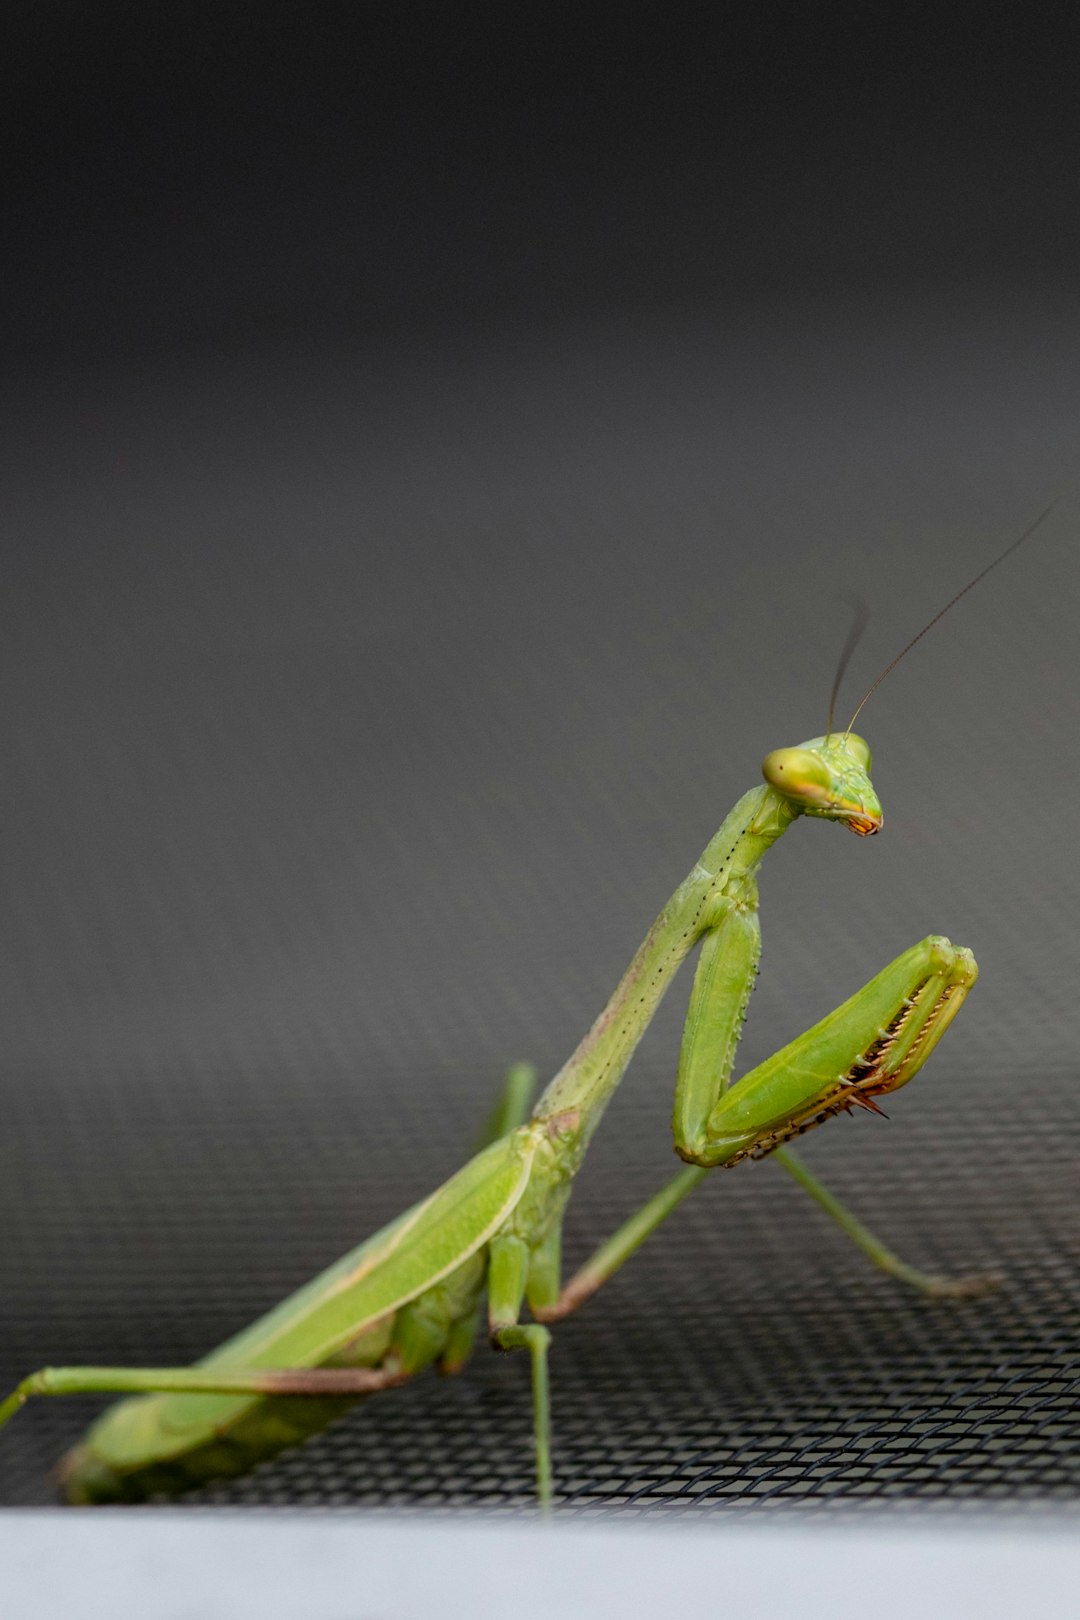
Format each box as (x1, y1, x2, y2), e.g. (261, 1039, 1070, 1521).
(1, 308, 1078, 1513)
(2, 1056, 1077, 1510)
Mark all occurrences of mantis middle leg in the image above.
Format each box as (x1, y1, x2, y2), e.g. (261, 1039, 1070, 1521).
(487, 1232, 554, 1507)
(530, 1144, 996, 1330)
(438, 1061, 540, 1376)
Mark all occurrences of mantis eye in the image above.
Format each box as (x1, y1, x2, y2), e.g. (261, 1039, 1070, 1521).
(843, 732, 872, 772)
(761, 748, 832, 804)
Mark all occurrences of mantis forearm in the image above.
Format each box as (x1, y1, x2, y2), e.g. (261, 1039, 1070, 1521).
(672, 894, 761, 1161)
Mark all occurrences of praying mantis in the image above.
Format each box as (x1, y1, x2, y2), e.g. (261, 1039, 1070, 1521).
(0, 512, 1053, 1508)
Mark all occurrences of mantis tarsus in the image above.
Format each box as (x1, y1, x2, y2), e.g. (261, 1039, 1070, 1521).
(0, 511, 1053, 1507)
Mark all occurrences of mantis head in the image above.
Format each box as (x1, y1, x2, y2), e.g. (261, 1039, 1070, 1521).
(761, 507, 1056, 843)
(761, 733, 883, 836)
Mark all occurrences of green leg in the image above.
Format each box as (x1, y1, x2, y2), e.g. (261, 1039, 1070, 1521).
(475, 1062, 539, 1148)
(438, 1307, 482, 1377)
(0, 1362, 409, 1433)
(530, 1131, 1000, 1327)
(677, 935, 979, 1167)
(528, 1131, 999, 1331)
(487, 1170, 718, 1502)
(1, 1302, 463, 1434)
(435, 1065, 540, 1378)
(488, 1235, 554, 1511)
(532, 1165, 707, 1323)
(772, 1146, 1000, 1298)
(492, 1324, 552, 1509)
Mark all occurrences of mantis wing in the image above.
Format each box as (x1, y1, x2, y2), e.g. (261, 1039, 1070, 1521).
(73, 1124, 540, 1481)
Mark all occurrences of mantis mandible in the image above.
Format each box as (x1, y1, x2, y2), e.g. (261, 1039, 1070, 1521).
(0, 511, 1053, 1507)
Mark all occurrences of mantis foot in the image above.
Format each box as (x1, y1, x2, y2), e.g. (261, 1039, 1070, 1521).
(920, 1269, 1004, 1301)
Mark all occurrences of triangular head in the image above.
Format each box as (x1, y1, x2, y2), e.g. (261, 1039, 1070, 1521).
(762, 732, 882, 837)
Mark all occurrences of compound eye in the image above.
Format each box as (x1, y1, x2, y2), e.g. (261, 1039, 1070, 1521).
(843, 732, 872, 772)
(761, 747, 833, 804)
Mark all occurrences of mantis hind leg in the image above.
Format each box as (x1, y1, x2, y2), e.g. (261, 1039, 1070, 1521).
(0, 1360, 412, 1446)
(3, 1075, 539, 1497)
(40, 1283, 480, 1502)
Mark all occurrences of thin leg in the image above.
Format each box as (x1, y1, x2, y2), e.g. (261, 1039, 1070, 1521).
(532, 1165, 707, 1323)
(488, 1234, 554, 1510)
(438, 1306, 482, 1376)
(492, 1324, 552, 1508)
(435, 1066, 540, 1377)
(475, 1062, 538, 1148)
(0, 1363, 408, 1432)
(772, 1146, 1000, 1298)
(533, 1134, 1000, 1325)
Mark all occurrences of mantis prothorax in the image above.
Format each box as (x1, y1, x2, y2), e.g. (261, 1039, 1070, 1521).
(0, 510, 1053, 1507)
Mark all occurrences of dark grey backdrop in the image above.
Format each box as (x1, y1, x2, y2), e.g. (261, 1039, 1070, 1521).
(1, 4, 1078, 1508)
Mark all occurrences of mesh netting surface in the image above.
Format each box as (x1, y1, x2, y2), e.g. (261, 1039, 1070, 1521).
(1, 1055, 1077, 1512)
(0, 313, 1078, 1513)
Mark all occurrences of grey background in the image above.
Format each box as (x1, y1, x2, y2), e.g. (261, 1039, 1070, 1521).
(0, 3, 1078, 1508)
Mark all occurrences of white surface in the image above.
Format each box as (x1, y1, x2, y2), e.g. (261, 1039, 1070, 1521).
(2, 1512, 1079, 1620)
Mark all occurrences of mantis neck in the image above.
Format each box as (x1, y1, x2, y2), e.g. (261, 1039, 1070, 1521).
(534, 784, 798, 1142)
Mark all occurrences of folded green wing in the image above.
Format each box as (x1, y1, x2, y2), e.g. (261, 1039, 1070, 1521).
(81, 1124, 539, 1470)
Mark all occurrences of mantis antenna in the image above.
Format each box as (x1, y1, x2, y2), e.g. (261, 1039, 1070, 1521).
(843, 503, 1056, 735)
(825, 594, 870, 738)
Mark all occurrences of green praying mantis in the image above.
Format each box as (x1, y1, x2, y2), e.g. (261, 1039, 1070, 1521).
(0, 511, 1054, 1507)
